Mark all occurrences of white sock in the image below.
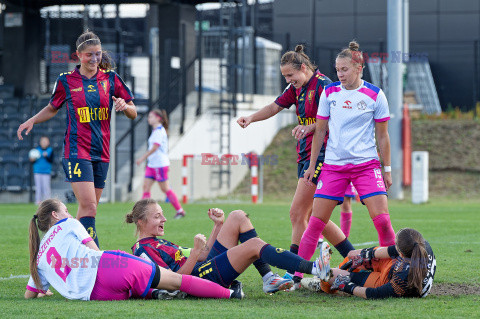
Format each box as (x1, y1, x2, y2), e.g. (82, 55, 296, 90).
(262, 271, 274, 283)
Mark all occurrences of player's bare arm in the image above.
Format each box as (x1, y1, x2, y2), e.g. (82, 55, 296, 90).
(375, 121, 392, 190)
(304, 119, 328, 184)
(17, 104, 58, 140)
(237, 102, 282, 128)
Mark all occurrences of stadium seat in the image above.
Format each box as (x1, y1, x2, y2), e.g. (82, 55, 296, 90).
(5, 168, 28, 192)
(0, 84, 15, 99)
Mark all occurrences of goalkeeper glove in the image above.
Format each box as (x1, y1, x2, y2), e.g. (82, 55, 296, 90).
(348, 247, 376, 271)
(331, 274, 357, 295)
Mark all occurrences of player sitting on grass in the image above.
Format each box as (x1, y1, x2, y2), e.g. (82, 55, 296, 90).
(301, 228, 436, 299)
(126, 198, 332, 295)
(25, 199, 247, 300)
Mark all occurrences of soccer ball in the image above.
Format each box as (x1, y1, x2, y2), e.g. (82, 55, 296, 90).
(29, 148, 41, 161)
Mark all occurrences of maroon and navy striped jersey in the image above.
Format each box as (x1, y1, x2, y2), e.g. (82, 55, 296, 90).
(275, 70, 332, 163)
(131, 237, 189, 272)
(49, 66, 133, 162)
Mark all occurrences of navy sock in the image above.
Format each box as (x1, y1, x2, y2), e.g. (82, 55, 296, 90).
(239, 229, 271, 277)
(259, 244, 313, 275)
(290, 244, 299, 255)
(79, 216, 99, 248)
(334, 238, 355, 258)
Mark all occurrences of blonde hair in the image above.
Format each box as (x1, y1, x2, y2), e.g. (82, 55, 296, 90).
(29, 199, 62, 291)
(125, 199, 157, 236)
(280, 44, 317, 72)
(337, 40, 365, 68)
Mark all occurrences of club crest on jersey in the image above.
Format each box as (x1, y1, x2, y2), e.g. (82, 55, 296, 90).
(357, 100, 367, 110)
(329, 100, 336, 108)
(100, 81, 108, 94)
(342, 100, 352, 109)
(174, 250, 184, 262)
(307, 90, 315, 103)
(87, 84, 96, 93)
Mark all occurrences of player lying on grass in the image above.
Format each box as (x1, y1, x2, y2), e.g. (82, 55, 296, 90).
(301, 228, 436, 299)
(125, 199, 332, 294)
(25, 199, 246, 300)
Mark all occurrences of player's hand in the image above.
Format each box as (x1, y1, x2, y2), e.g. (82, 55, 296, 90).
(113, 96, 128, 112)
(193, 234, 207, 251)
(303, 166, 316, 186)
(292, 125, 309, 140)
(347, 247, 376, 271)
(37, 289, 54, 298)
(17, 118, 35, 140)
(331, 274, 356, 294)
(208, 208, 225, 225)
(135, 158, 143, 166)
(383, 172, 392, 191)
(237, 116, 252, 128)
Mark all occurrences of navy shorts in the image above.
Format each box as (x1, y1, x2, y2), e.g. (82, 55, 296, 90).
(297, 158, 324, 185)
(62, 158, 109, 189)
(191, 241, 239, 288)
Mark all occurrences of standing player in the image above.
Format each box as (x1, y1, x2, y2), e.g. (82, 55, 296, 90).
(126, 199, 333, 294)
(30, 136, 54, 205)
(237, 45, 356, 284)
(17, 30, 137, 247)
(303, 228, 436, 299)
(25, 199, 245, 300)
(136, 109, 185, 219)
(297, 40, 396, 278)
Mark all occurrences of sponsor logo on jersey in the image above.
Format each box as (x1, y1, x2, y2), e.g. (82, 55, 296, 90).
(78, 106, 109, 123)
(357, 100, 367, 110)
(87, 84, 96, 92)
(297, 116, 316, 126)
(71, 86, 83, 92)
(342, 100, 352, 109)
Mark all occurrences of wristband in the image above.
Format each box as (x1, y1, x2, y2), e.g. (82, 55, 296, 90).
(384, 166, 391, 172)
(342, 282, 357, 295)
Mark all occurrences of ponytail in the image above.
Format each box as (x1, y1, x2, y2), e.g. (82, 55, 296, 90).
(280, 44, 317, 72)
(28, 199, 61, 291)
(99, 50, 116, 70)
(29, 216, 42, 291)
(396, 228, 428, 294)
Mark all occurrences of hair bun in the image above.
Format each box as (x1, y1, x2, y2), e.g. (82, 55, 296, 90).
(125, 213, 134, 224)
(294, 44, 304, 53)
(349, 41, 360, 51)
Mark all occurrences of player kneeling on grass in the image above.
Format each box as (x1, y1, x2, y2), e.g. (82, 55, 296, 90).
(301, 228, 436, 299)
(25, 198, 247, 300)
(126, 199, 332, 295)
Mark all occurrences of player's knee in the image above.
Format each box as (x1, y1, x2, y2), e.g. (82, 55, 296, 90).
(79, 201, 97, 217)
(229, 210, 249, 222)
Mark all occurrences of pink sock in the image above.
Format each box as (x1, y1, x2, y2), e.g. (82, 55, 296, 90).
(179, 275, 231, 299)
(166, 190, 182, 212)
(142, 192, 151, 199)
(294, 216, 326, 278)
(372, 213, 395, 246)
(340, 211, 353, 238)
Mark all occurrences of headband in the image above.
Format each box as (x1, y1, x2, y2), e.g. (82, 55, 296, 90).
(77, 38, 101, 50)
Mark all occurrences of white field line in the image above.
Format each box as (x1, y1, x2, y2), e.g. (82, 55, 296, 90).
(0, 274, 29, 281)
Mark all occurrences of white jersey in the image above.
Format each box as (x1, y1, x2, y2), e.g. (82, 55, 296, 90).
(26, 218, 104, 300)
(317, 80, 390, 165)
(147, 125, 170, 168)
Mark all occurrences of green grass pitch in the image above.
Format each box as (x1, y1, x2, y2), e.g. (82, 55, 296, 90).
(0, 198, 479, 318)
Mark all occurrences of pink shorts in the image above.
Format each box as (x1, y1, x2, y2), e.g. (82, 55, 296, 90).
(344, 183, 356, 198)
(90, 250, 156, 300)
(145, 166, 169, 182)
(314, 159, 387, 203)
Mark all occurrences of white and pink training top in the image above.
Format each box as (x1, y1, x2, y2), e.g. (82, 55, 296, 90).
(317, 80, 390, 165)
